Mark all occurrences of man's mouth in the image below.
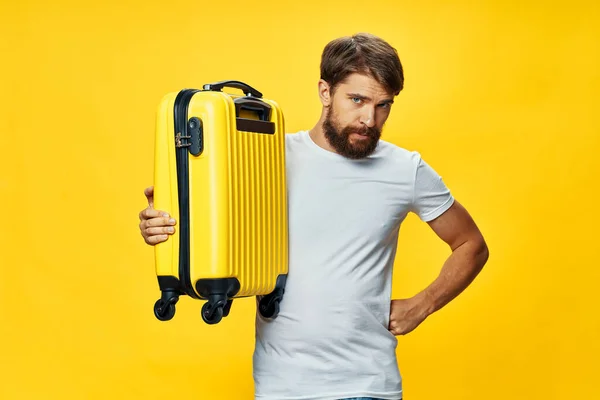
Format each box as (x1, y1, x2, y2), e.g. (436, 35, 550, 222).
(351, 132, 371, 140)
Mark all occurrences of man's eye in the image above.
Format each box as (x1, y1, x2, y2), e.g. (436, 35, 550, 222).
(352, 97, 362, 103)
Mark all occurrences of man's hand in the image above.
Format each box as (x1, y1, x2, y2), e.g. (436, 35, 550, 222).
(138, 186, 177, 245)
(388, 297, 430, 336)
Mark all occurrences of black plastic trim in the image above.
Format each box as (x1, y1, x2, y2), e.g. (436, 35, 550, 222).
(157, 275, 181, 292)
(195, 278, 241, 299)
(237, 118, 275, 134)
(202, 80, 263, 98)
(188, 117, 203, 156)
(173, 89, 201, 299)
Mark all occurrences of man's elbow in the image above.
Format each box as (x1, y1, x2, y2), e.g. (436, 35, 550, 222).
(473, 235, 489, 269)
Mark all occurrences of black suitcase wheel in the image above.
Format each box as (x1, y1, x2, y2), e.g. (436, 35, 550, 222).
(258, 296, 280, 319)
(201, 301, 224, 325)
(154, 299, 176, 321)
(258, 274, 286, 319)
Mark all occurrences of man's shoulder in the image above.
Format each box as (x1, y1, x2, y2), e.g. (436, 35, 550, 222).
(284, 131, 305, 142)
(284, 131, 309, 153)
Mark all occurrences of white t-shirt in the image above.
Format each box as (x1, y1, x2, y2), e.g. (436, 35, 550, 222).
(253, 130, 455, 400)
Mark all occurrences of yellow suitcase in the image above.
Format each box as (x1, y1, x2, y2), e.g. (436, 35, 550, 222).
(152, 80, 288, 324)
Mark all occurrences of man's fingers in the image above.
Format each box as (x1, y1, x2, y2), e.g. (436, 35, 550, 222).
(145, 234, 169, 245)
(139, 207, 171, 221)
(389, 326, 403, 336)
(144, 226, 176, 236)
(144, 216, 177, 228)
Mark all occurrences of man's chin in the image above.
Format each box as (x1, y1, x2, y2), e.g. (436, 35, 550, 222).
(340, 141, 378, 159)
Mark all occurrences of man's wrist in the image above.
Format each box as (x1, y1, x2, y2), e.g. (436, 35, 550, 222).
(413, 289, 436, 319)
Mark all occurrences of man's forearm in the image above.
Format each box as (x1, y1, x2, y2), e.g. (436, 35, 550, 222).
(414, 238, 489, 318)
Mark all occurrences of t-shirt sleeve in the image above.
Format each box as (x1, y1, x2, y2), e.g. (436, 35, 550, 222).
(410, 153, 455, 222)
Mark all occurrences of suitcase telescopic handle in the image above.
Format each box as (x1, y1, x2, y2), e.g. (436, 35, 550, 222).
(203, 80, 263, 98)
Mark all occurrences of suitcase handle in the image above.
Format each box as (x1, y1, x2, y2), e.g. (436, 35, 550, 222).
(203, 80, 263, 98)
(234, 97, 271, 122)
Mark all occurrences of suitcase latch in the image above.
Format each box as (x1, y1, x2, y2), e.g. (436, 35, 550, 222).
(175, 132, 191, 148)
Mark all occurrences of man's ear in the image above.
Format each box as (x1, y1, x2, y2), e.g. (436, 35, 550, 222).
(318, 79, 332, 107)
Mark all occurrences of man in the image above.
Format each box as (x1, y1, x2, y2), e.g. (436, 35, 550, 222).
(139, 33, 489, 400)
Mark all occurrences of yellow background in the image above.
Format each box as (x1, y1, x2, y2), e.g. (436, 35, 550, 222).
(1, 0, 598, 399)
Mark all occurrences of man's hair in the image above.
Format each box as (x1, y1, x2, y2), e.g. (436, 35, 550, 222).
(320, 32, 404, 96)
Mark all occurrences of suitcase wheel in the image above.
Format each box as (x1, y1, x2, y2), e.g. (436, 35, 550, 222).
(154, 297, 177, 321)
(258, 274, 286, 319)
(258, 296, 281, 319)
(201, 296, 228, 325)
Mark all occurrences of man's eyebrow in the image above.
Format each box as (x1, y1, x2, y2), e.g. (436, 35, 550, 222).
(347, 92, 370, 100)
(347, 93, 394, 104)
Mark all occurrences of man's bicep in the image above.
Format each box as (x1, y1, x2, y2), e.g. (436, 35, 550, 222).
(426, 200, 484, 251)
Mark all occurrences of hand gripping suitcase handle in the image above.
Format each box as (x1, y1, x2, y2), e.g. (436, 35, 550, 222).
(203, 80, 263, 98)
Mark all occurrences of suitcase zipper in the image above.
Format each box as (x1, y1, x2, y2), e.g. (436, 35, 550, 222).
(173, 88, 201, 299)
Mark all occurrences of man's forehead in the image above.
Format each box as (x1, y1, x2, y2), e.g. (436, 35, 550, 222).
(337, 73, 394, 98)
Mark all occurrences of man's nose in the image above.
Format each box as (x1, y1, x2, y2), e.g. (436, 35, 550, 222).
(360, 107, 376, 128)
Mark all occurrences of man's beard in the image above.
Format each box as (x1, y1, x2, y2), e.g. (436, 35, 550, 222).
(322, 108, 381, 160)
